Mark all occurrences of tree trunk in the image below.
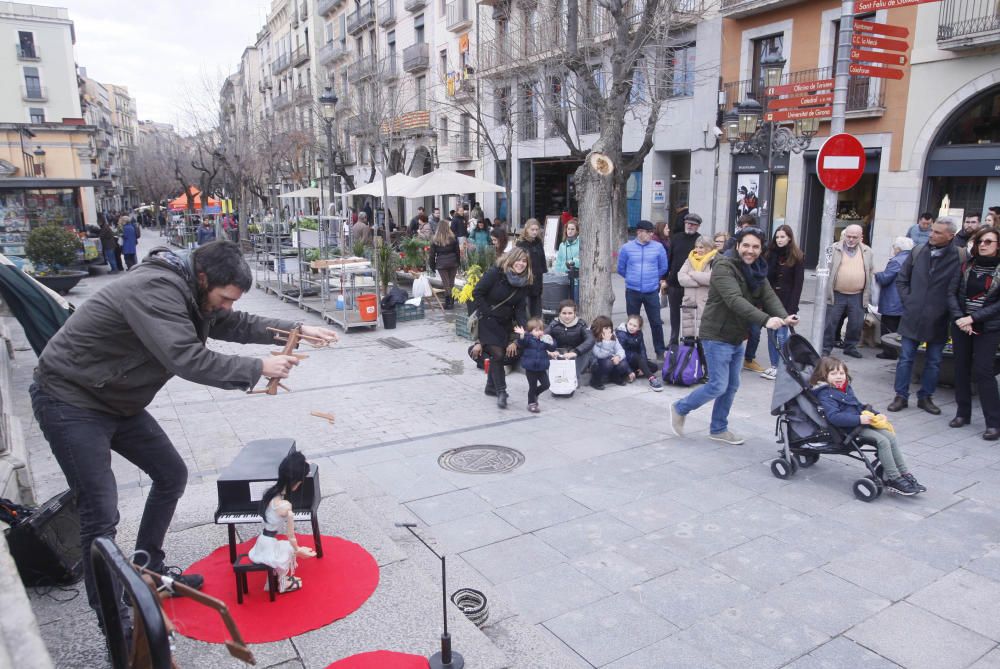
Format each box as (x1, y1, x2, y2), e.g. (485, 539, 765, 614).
(575, 157, 616, 319)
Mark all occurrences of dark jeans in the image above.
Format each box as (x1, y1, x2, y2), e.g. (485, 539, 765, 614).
(746, 323, 762, 363)
(526, 370, 550, 403)
(823, 292, 864, 353)
(893, 337, 945, 400)
(29, 384, 187, 620)
(124, 253, 138, 269)
(103, 248, 119, 271)
(952, 328, 1000, 428)
(625, 352, 653, 377)
(667, 285, 684, 345)
(592, 357, 631, 385)
(880, 314, 901, 358)
(625, 288, 666, 355)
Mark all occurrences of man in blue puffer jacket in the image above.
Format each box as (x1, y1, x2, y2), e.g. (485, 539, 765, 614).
(617, 220, 669, 358)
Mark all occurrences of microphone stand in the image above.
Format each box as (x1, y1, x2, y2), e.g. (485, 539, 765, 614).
(396, 523, 464, 669)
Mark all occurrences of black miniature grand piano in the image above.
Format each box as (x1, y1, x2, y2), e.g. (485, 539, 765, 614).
(213, 438, 323, 563)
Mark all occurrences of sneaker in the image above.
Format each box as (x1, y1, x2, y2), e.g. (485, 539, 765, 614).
(902, 473, 927, 493)
(669, 402, 685, 437)
(885, 477, 918, 496)
(743, 360, 765, 373)
(154, 565, 204, 594)
(709, 430, 745, 445)
(527, 402, 540, 414)
(648, 376, 664, 392)
(760, 366, 777, 380)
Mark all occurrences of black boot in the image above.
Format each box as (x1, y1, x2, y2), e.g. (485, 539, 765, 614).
(445, 296, 454, 310)
(496, 390, 508, 409)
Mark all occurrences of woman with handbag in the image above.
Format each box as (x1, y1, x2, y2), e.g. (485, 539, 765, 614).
(472, 247, 533, 408)
(429, 220, 461, 310)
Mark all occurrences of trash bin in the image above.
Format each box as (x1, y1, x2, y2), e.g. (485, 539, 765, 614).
(357, 293, 378, 322)
(381, 308, 397, 329)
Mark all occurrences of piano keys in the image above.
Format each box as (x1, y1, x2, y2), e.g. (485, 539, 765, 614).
(214, 438, 323, 563)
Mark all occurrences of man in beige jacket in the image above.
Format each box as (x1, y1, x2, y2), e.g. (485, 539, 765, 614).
(823, 224, 873, 358)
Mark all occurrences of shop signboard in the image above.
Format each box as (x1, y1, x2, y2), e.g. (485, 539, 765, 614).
(652, 179, 666, 204)
(764, 107, 834, 123)
(817, 133, 867, 192)
(855, 0, 939, 12)
(848, 63, 905, 80)
(854, 19, 910, 38)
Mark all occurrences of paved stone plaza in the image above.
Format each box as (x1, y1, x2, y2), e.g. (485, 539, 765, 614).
(17, 234, 1000, 668)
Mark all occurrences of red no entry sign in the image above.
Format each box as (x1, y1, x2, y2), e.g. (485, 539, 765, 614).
(818, 133, 866, 192)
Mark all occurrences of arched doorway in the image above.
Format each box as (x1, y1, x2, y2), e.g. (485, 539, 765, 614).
(921, 84, 1000, 217)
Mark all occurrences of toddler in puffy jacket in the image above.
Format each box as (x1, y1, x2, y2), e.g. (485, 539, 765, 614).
(590, 316, 631, 390)
(515, 318, 557, 413)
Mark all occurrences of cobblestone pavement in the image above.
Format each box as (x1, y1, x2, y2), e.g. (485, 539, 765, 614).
(18, 233, 1000, 668)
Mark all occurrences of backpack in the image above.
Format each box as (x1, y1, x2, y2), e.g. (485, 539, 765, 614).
(662, 338, 707, 387)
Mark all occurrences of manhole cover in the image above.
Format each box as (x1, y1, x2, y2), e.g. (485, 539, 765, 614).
(377, 337, 413, 349)
(438, 445, 525, 474)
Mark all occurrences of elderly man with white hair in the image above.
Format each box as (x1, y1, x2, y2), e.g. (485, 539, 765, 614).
(874, 236, 915, 360)
(823, 223, 873, 358)
(888, 217, 963, 414)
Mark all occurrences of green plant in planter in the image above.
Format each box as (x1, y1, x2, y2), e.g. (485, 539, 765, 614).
(351, 238, 367, 258)
(296, 217, 319, 230)
(400, 236, 428, 271)
(25, 224, 81, 274)
(373, 237, 398, 294)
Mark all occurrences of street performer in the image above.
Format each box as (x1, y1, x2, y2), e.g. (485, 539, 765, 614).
(29, 240, 338, 633)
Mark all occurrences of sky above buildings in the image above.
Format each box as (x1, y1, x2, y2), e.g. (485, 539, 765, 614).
(59, 0, 270, 130)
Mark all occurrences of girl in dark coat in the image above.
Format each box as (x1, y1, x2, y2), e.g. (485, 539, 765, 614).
(948, 226, 1000, 440)
(472, 247, 532, 408)
(516, 218, 547, 318)
(761, 225, 805, 379)
(429, 220, 461, 309)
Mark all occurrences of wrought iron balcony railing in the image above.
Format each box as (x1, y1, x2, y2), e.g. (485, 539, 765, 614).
(403, 42, 429, 72)
(721, 66, 886, 117)
(938, 0, 1000, 47)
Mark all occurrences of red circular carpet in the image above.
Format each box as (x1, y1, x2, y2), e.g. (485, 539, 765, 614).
(163, 534, 379, 644)
(326, 651, 430, 668)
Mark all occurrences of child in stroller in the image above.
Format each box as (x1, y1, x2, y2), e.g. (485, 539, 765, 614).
(810, 357, 926, 497)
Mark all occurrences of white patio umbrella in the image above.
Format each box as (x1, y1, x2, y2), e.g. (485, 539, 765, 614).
(278, 186, 322, 199)
(346, 173, 417, 197)
(396, 168, 506, 199)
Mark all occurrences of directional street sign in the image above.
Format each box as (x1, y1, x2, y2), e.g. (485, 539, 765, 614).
(849, 62, 905, 80)
(851, 48, 908, 66)
(765, 79, 834, 97)
(768, 93, 835, 110)
(765, 107, 834, 123)
(856, 0, 940, 12)
(854, 19, 910, 38)
(817, 133, 867, 192)
(852, 33, 909, 52)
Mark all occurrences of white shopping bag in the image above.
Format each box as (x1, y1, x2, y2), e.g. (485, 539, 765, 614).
(412, 273, 433, 298)
(549, 358, 578, 396)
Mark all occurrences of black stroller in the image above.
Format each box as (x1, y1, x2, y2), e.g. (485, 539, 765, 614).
(769, 332, 887, 502)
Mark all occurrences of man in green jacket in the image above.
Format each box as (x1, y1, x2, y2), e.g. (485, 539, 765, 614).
(670, 227, 798, 444)
(30, 241, 338, 631)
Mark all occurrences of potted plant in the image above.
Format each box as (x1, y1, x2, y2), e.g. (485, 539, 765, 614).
(373, 238, 400, 328)
(25, 224, 88, 294)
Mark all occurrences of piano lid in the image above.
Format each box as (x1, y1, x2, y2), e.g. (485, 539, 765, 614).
(218, 438, 297, 482)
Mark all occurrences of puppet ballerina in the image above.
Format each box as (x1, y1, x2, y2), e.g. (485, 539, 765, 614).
(247, 449, 316, 593)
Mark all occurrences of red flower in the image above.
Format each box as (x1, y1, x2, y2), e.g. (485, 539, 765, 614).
(399, 252, 405, 258)
(423, 246, 430, 251)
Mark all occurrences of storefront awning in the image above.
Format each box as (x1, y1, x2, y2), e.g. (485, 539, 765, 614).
(0, 178, 112, 189)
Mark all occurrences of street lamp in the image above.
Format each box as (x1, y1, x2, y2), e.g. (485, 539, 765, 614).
(318, 86, 339, 220)
(726, 52, 819, 233)
(33, 145, 46, 177)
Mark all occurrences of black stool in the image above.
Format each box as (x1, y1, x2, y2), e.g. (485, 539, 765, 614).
(233, 554, 278, 604)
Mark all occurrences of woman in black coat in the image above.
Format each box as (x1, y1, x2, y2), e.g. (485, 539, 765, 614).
(429, 220, 461, 309)
(516, 218, 547, 318)
(472, 247, 532, 408)
(948, 226, 1000, 440)
(761, 225, 805, 378)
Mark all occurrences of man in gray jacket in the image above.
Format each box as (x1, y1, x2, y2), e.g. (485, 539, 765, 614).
(30, 241, 338, 630)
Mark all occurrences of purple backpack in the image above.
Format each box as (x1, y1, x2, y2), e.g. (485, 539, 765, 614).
(662, 339, 707, 387)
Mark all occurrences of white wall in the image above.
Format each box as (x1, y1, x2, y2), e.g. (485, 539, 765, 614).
(0, 11, 79, 123)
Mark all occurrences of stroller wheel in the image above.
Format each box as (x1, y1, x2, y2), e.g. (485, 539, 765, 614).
(795, 453, 820, 468)
(853, 477, 882, 502)
(770, 458, 795, 480)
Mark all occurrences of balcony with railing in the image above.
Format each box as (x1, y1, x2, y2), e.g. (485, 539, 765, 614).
(290, 44, 310, 67)
(382, 55, 400, 79)
(404, 0, 426, 11)
(319, 40, 349, 65)
(518, 110, 538, 141)
(720, 0, 807, 18)
(449, 78, 476, 102)
(15, 44, 39, 60)
(938, 0, 1000, 48)
(21, 85, 47, 101)
(446, 0, 472, 31)
(272, 91, 292, 110)
(403, 42, 429, 72)
(271, 52, 291, 75)
(721, 66, 886, 119)
(578, 106, 599, 135)
(348, 54, 378, 82)
(479, 25, 567, 75)
(318, 0, 346, 15)
(453, 136, 473, 160)
(379, 0, 396, 26)
(293, 86, 313, 105)
(347, 1, 376, 34)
